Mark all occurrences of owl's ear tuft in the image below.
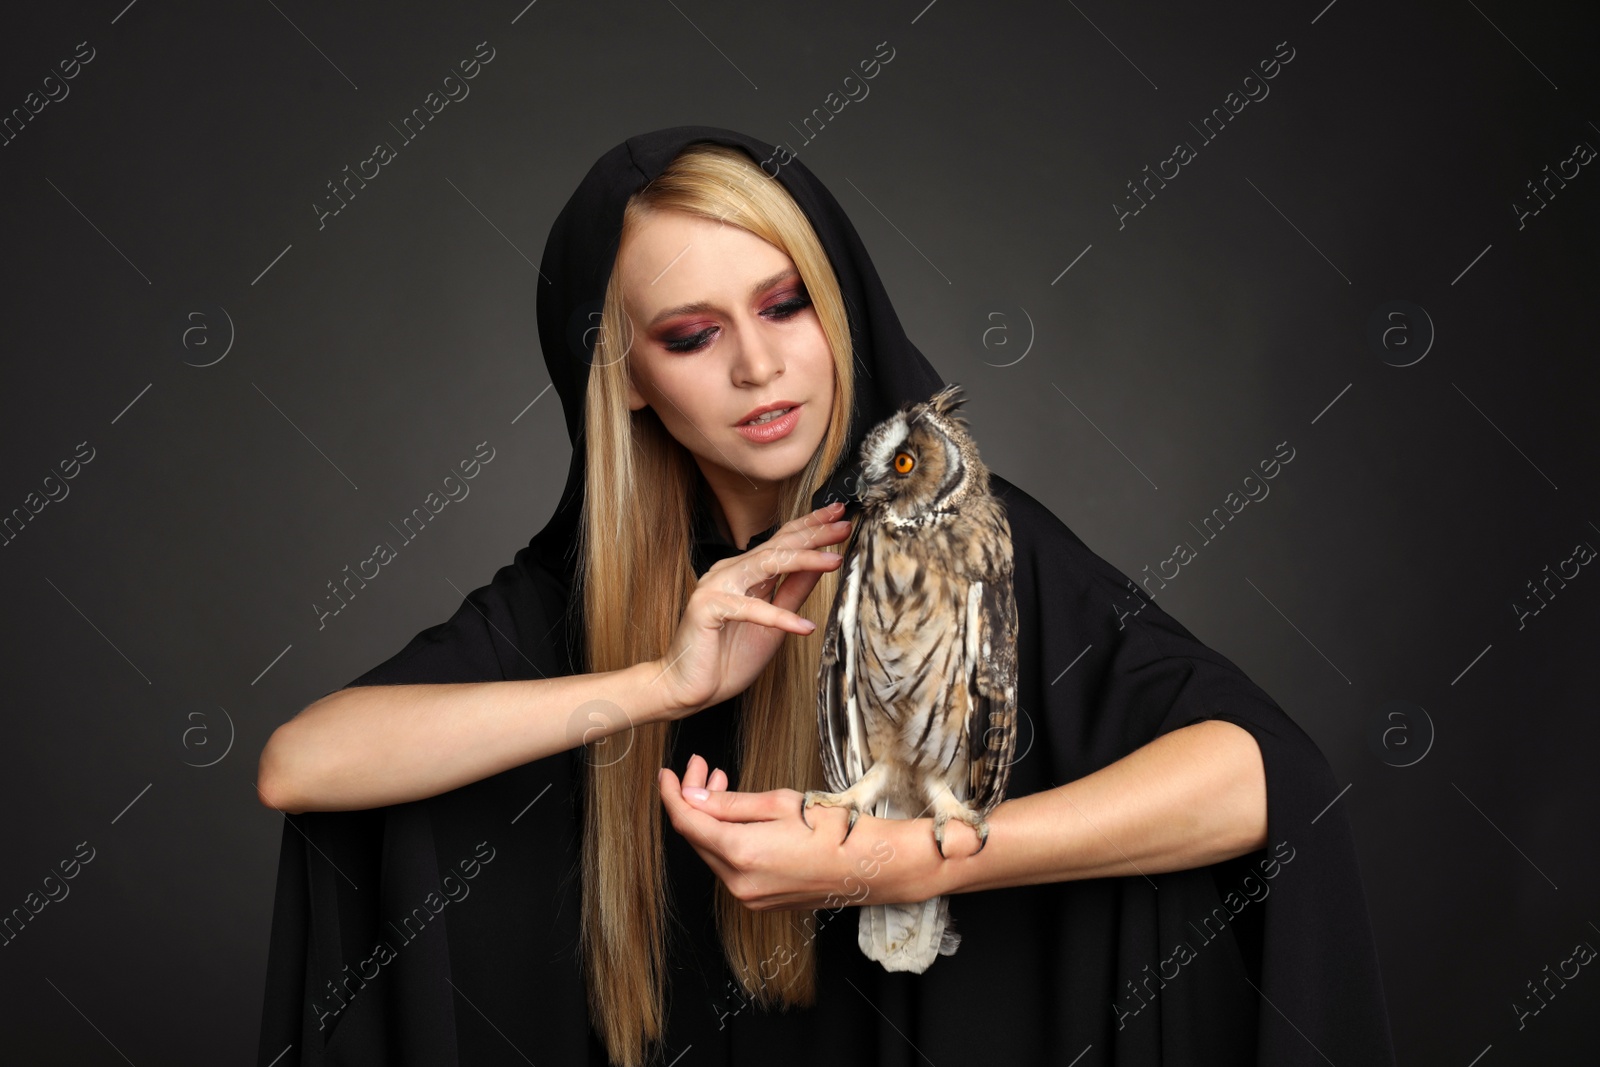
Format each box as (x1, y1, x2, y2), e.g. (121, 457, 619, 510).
(928, 382, 970, 423)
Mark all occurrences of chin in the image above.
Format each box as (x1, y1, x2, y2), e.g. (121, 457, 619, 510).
(730, 429, 827, 483)
(745, 453, 814, 484)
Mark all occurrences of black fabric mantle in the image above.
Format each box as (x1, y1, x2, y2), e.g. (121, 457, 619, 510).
(257, 125, 1396, 1066)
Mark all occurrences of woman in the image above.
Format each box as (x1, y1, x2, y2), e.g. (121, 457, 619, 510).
(256, 126, 1395, 1067)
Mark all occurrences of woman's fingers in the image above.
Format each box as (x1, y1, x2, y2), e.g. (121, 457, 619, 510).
(774, 507, 852, 553)
(704, 504, 851, 584)
(768, 501, 849, 547)
(658, 768, 740, 873)
(697, 504, 850, 618)
(681, 787, 799, 824)
(718, 549, 841, 618)
(770, 566, 827, 614)
(721, 548, 843, 598)
(706, 591, 816, 635)
(683, 753, 709, 791)
(709, 767, 728, 791)
(654, 502, 852, 717)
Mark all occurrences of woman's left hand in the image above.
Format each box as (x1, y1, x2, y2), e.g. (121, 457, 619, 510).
(659, 754, 942, 911)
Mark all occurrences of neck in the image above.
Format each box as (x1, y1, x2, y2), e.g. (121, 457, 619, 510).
(699, 466, 781, 551)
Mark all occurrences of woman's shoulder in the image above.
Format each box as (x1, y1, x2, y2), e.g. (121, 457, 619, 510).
(341, 536, 580, 690)
(986, 470, 1132, 594)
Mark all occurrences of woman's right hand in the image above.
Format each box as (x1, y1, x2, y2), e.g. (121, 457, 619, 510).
(649, 500, 853, 718)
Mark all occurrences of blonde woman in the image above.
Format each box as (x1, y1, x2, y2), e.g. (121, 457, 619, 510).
(257, 126, 1394, 1067)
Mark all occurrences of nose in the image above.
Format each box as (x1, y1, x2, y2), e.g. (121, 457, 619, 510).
(730, 318, 783, 388)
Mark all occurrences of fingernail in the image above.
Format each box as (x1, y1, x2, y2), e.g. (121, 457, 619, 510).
(685, 787, 709, 802)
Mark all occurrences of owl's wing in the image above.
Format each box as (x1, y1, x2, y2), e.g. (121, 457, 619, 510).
(965, 561, 1020, 815)
(817, 524, 872, 794)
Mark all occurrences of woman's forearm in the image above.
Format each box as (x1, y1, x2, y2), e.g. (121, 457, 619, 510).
(890, 719, 1268, 898)
(257, 659, 679, 814)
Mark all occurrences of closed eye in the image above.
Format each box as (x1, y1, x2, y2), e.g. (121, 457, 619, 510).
(663, 290, 813, 354)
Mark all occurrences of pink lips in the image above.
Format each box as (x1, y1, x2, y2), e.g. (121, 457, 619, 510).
(735, 403, 802, 443)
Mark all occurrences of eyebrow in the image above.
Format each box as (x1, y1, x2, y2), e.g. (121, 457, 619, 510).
(646, 268, 801, 328)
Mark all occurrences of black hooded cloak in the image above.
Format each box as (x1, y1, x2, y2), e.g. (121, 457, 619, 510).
(257, 125, 1396, 1066)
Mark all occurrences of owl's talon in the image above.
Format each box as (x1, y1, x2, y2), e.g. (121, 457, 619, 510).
(804, 790, 868, 841)
(932, 812, 989, 858)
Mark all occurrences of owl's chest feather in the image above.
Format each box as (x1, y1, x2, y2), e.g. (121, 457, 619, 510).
(851, 534, 971, 749)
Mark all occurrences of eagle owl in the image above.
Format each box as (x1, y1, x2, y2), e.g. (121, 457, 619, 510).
(803, 382, 1020, 974)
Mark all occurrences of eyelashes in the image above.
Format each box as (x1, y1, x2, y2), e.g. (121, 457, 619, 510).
(662, 291, 812, 354)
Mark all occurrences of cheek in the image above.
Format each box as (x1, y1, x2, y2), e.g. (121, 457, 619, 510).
(631, 354, 679, 407)
(794, 330, 836, 418)
(649, 367, 722, 434)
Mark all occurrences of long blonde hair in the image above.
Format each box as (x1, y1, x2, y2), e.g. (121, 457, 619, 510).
(575, 142, 857, 1066)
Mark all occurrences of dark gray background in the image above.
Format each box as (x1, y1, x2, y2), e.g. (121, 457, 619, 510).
(2, 0, 1596, 1063)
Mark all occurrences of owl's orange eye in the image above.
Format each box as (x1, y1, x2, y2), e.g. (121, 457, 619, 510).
(893, 452, 915, 474)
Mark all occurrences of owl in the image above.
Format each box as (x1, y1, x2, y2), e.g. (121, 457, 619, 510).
(803, 381, 1019, 974)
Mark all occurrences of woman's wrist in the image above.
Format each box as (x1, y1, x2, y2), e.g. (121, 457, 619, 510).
(833, 810, 982, 905)
(870, 809, 989, 901)
(622, 658, 694, 725)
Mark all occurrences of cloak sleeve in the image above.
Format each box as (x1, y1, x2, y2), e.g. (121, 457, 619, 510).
(257, 547, 586, 1067)
(991, 472, 1397, 1066)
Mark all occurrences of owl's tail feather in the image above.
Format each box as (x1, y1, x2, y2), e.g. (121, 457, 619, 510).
(858, 896, 959, 973)
(856, 796, 961, 974)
